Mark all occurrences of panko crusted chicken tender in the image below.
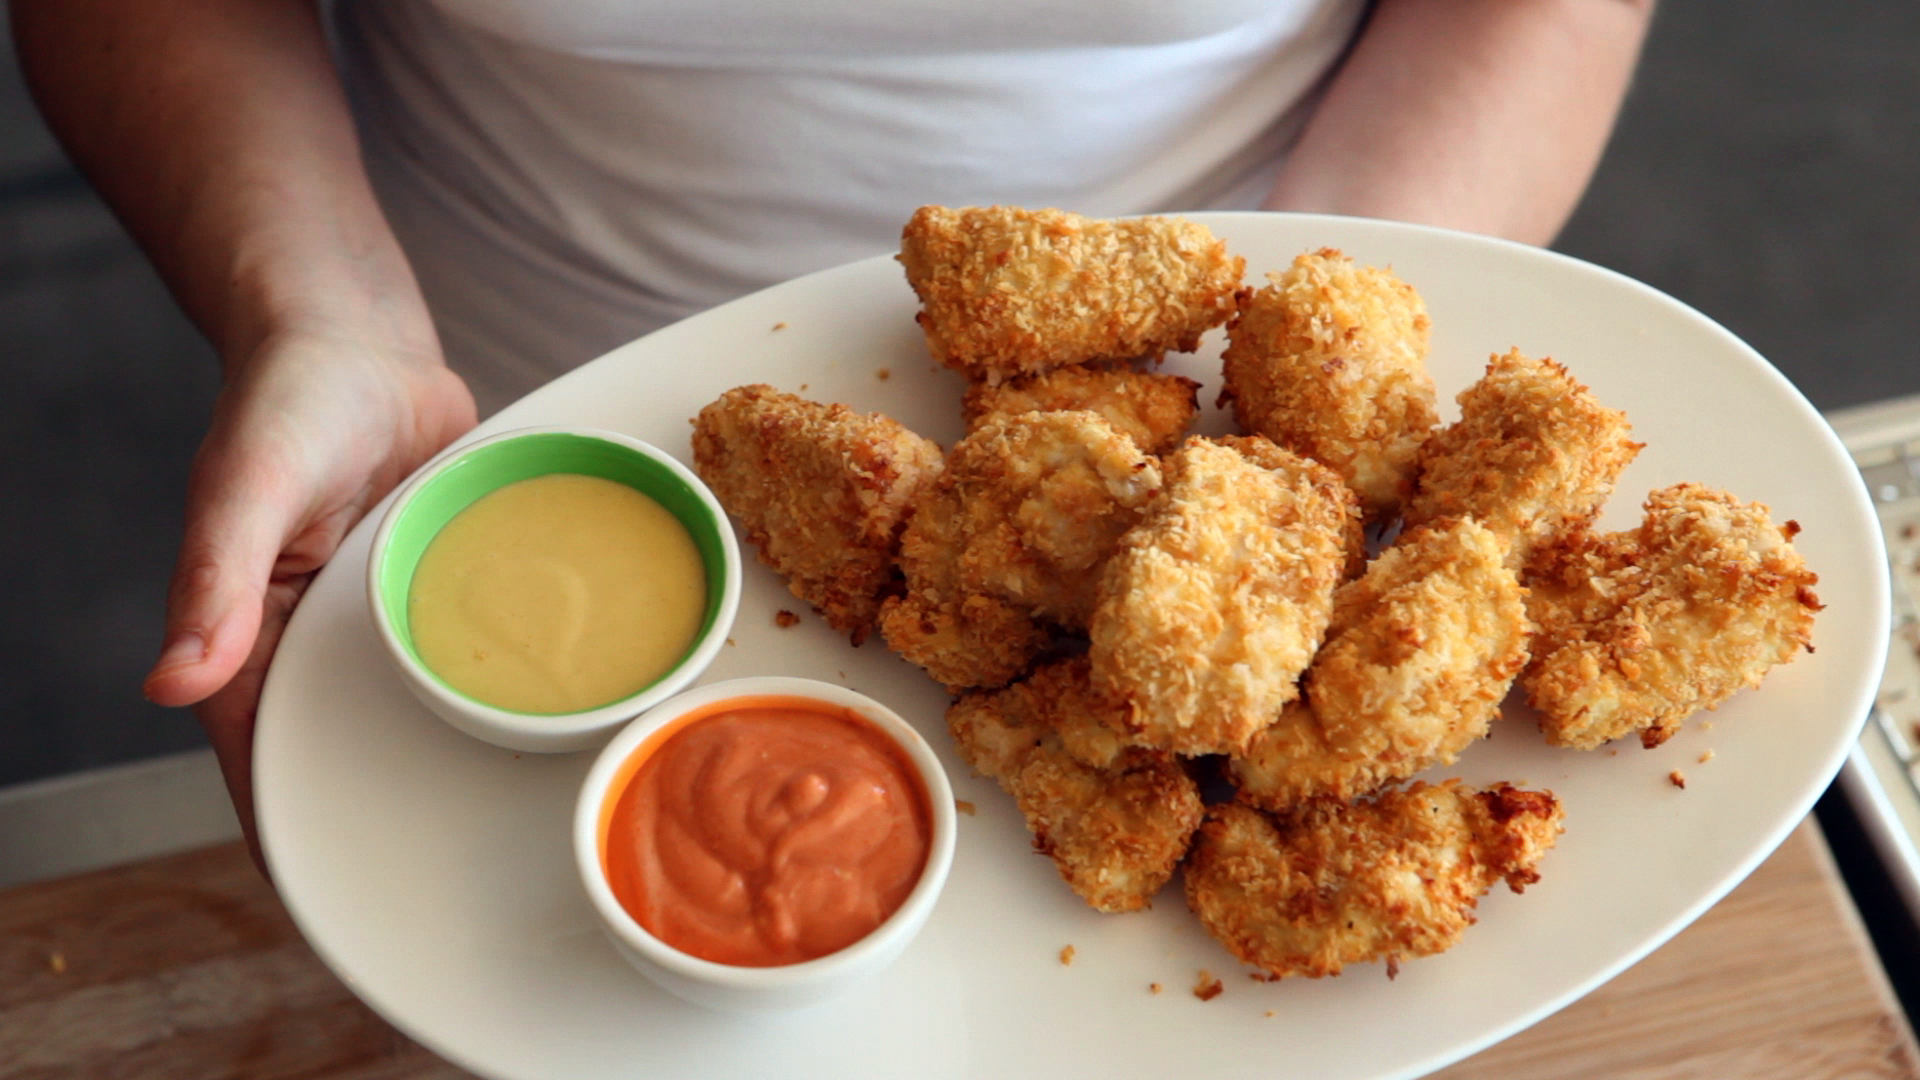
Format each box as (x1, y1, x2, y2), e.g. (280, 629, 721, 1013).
(1218, 248, 1437, 519)
(1185, 783, 1563, 979)
(961, 364, 1201, 455)
(1523, 483, 1821, 749)
(1089, 437, 1355, 756)
(880, 411, 1163, 688)
(948, 657, 1203, 913)
(898, 205, 1245, 381)
(691, 384, 943, 641)
(1232, 518, 1531, 810)
(1404, 349, 1641, 566)
(1209, 434, 1367, 580)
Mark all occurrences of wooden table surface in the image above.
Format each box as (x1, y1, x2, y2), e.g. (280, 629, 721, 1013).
(0, 819, 1913, 1080)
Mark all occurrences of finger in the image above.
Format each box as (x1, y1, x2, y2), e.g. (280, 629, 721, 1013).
(145, 427, 300, 708)
(195, 571, 312, 881)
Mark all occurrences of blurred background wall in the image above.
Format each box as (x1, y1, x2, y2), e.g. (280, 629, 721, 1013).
(3, 0, 1917, 788)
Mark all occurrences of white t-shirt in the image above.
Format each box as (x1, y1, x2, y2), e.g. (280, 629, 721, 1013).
(335, 0, 1366, 413)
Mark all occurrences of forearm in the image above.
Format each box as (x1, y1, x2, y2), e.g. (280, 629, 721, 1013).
(1265, 0, 1655, 246)
(12, 0, 436, 369)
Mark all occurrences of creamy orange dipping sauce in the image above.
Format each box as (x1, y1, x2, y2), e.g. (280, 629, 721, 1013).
(603, 697, 933, 967)
(408, 473, 706, 715)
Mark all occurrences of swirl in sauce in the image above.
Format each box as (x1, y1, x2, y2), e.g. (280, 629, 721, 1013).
(408, 472, 705, 714)
(603, 697, 932, 966)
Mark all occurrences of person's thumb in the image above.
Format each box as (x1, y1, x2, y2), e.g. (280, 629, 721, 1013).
(144, 439, 294, 708)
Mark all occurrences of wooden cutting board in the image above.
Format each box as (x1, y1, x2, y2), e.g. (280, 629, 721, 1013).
(0, 819, 1912, 1080)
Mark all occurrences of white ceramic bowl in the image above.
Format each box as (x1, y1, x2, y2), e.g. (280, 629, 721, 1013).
(574, 677, 957, 1013)
(366, 426, 742, 753)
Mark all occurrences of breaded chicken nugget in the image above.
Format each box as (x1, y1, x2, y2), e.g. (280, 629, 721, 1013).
(877, 482, 1050, 692)
(875, 598, 1048, 693)
(879, 412, 1162, 688)
(1232, 518, 1531, 810)
(931, 411, 1165, 625)
(898, 205, 1244, 381)
(1523, 483, 1821, 749)
(1209, 434, 1367, 580)
(961, 364, 1201, 455)
(1219, 249, 1437, 519)
(948, 657, 1203, 913)
(1089, 438, 1354, 756)
(1404, 349, 1642, 565)
(1185, 783, 1563, 979)
(692, 384, 944, 642)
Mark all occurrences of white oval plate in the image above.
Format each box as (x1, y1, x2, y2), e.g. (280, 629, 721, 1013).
(255, 213, 1887, 1080)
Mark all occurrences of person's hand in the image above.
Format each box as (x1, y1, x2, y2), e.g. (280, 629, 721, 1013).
(142, 327, 476, 870)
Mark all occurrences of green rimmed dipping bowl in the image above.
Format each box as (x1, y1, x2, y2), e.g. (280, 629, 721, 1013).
(366, 426, 742, 753)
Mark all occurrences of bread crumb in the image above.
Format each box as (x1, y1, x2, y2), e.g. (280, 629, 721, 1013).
(1669, 769, 1687, 789)
(798, 383, 809, 391)
(774, 610, 801, 628)
(1059, 945, 1076, 966)
(1149, 982, 1163, 995)
(955, 799, 976, 816)
(876, 367, 892, 381)
(1193, 970, 1224, 1002)
(48, 952, 65, 975)
(1264, 1010, 1276, 1019)
(1701, 720, 1714, 731)
(1608, 749, 1618, 757)
(772, 321, 788, 331)
(726, 637, 737, 647)
(1698, 749, 1715, 764)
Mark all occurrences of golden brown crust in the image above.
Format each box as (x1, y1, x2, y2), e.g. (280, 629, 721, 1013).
(1404, 349, 1642, 566)
(879, 411, 1163, 688)
(1184, 783, 1564, 979)
(1232, 518, 1532, 810)
(877, 475, 1048, 692)
(933, 411, 1165, 624)
(1219, 249, 1437, 519)
(877, 587, 1051, 692)
(1522, 483, 1822, 749)
(961, 364, 1201, 455)
(947, 657, 1204, 913)
(691, 384, 944, 641)
(1208, 434, 1367, 579)
(898, 205, 1245, 380)
(1089, 437, 1355, 756)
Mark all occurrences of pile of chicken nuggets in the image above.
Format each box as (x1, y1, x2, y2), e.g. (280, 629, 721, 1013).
(690, 205, 1823, 982)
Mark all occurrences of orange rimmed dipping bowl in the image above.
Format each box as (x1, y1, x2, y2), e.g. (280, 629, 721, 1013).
(573, 677, 956, 1012)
